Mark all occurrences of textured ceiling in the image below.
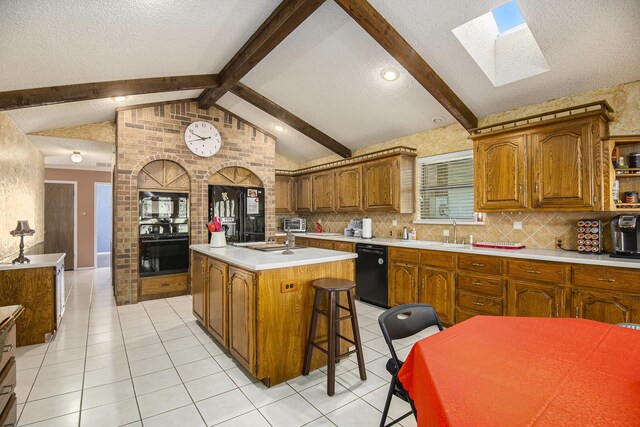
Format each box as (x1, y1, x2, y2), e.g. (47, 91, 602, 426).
(2, 0, 639, 164)
(28, 135, 114, 171)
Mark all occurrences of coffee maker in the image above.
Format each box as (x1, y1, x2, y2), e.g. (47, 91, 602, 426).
(610, 215, 640, 258)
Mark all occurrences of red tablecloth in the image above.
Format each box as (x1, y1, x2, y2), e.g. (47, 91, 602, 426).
(398, 316, 640, 426)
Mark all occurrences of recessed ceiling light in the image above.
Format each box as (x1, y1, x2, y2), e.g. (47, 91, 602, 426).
(70, 151, 83, 163)
(112, 96, 127, 102)
(432, 116, 444, 124)
(274, 125, 284, 132)
(380, 68, 399, 81)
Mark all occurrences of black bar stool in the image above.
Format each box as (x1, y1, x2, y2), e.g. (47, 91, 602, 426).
(303, 278, 367, 395)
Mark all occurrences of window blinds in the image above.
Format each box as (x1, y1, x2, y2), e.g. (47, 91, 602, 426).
(419, 153, 474, 220)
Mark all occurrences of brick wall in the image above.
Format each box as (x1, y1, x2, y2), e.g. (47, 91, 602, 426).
(115, 101, 276, 305)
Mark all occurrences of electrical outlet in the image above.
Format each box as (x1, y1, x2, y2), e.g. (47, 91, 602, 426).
(392, 220, 398, 226)
(389, 230, 393, 237)
(556, 237, 563, 248)
(514, 221, 523, 230)
(280, 281, 298, 294)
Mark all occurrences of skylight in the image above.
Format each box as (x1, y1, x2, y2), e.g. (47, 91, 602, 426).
(492, 1, 525, 33)
(452, 1, 550, 87)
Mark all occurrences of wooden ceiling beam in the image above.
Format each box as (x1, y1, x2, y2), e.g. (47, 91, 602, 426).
(231, 83, 352, 158)
(0, 74, 219, 111)
(334, 0, 478, 130)
(198, 0, 326, 109)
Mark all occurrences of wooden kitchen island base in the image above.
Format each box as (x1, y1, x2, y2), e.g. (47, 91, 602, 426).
(190, 245, 357, 387)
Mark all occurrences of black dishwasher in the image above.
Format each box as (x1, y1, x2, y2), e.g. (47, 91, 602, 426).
(355, 243, 388, 308)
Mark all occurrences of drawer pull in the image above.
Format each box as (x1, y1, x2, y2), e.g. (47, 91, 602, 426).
(472, 301, 485, 306)
(526, 269, 541, 274)
(3, 344, 13, 353)
(471, 281, 484, 286)
(0, 384, 13, 395)
(596, 278, 615, 283)
(471, 263, 485, 267)
(161, 283, 170, 287)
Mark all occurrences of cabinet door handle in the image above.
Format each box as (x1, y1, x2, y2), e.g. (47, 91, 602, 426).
(555, 304, 559, 318)
(471, 263, 485, 267)
(575, 307, 579, 318)
(535, 183, 539, 193)
(596, 277, 615, 283)
(519, 184, 523, 193)
(161, 283, 170, 287)
(472, 281, 484, 286)
(472, 301, 485, 307)
(526, 269, 541, 274)
(421, 278, 425, 289)
(0, 384, 13, 396)
(3, 344, 13, 353)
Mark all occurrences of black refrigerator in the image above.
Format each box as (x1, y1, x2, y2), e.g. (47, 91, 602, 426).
(208, 185, 265, 243)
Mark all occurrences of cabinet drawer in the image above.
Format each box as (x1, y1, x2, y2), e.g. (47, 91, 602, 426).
(508, 259, 566, 284)
(458, 254, 503, 275)
(389, 247, 419, 263)
(140, 273, 188, 297)
(333, 242, 355, 252)
(0, 392, 15, 427)
(420, 250, 454, 269)
(309, 239, 335, 250)
(0, 357, 16, 413)
(456, 307, 483, 323)
(457, 291, 503, 315)
(0, 325, 15, 373)
(572, 266, 640, 293)
(457, 274, 503, 297)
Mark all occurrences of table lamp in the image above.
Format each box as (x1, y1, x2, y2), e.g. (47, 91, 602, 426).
(10, 220, 35, 264)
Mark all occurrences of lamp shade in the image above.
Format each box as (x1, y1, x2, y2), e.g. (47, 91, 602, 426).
(10, 220, 35, 236)
(70, 152, 82, 163)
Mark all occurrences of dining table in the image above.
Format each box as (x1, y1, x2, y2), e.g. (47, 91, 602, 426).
(397, 316, 640, 426)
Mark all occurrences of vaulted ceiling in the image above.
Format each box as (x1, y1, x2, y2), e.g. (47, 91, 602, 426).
(1, 0, 639, 167)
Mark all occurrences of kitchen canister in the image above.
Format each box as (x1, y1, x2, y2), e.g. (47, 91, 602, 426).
(628, 153, 640, 173)
(362, 218, 373, 239)
(209, 231, 226, 247)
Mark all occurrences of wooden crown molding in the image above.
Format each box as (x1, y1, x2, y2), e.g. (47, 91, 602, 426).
(334, 0, 478, 130)
(0, 74, 219, 112)
(198, 0, 326, 109)
(230, 83, 351, 158)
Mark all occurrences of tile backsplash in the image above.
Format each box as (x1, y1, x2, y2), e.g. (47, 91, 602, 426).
(277, 211, 616, 251)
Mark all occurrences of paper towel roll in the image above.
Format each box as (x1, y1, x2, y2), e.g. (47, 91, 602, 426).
(362, 218, 372, 239)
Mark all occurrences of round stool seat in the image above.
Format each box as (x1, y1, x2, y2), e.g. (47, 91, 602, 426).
(312, 278, 355, 292)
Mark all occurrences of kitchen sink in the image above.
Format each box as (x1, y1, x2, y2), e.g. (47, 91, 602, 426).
(249, 244, 306, 252)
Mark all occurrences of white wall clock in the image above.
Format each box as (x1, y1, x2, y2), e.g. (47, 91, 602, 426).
(184, 121, 222, 157)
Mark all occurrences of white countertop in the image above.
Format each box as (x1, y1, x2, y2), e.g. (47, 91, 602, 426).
(0, 253, 65, 271)
(190, 244, 357, 271)
(293, 233, 640, 269)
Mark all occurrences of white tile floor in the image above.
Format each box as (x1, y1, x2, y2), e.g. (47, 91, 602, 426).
(15, 268, 437, 427)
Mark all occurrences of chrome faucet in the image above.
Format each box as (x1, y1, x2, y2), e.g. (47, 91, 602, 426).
(452, 219, 457, 244)
(283, 228, 294, 255)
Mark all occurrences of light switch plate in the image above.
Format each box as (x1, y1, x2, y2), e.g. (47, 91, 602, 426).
(514, 221, 523, 230)
(443, 230, 450, 237)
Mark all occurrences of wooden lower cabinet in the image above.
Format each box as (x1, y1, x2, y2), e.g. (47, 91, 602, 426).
(307, 239, 334, 250)
(388, 262, 418, 306)
(207, 259, 228, 349)
(191, 252, 207, 324)
(507, 280, 565, 318)
(140, 273, 188, 300)
(572, 289, 640, 324)
(418, 267, 454, 325)
(229, 267, 256, 375)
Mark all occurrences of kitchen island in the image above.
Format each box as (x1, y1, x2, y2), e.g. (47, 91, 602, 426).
(0, 254, 65, 346)
(189, 244, 357, 386)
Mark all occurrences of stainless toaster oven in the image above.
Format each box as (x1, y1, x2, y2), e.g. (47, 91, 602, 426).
(283, 217, 306, 233)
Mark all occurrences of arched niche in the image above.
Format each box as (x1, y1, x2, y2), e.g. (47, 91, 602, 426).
(138, 160, 189, 191)
(208, 166, 263, 187)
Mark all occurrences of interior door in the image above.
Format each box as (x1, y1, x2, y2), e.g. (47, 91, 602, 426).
(44, 183, 74, 270)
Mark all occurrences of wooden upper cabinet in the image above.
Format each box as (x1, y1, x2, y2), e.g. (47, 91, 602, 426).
(294, 175, 313, 213)
(207, 258, 228, 349)
(335, 166, 362, 212)
(229, 267, 256, 375)
(363, 157, 398, 212)
(418, 267, 454, 325)
(530, 120, 594, 209)
(312, 171, 335, 212)
(191, 251, 207, 325)
(507, 280, 564, 318)
(474, 135, 527, 211)
(275, 175, 294, 214)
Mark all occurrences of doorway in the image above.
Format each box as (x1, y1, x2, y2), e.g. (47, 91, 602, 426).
(95, 183, 112, 268)
(44, 181, 77, 270)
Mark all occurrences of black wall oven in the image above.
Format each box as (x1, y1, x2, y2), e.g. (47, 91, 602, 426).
(139, 234, 189, 277)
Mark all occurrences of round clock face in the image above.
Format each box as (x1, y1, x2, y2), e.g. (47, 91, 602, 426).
(184, 121, 222, 157)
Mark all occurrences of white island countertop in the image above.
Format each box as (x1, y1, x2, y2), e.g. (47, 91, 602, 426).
(190, 244, 357, 271)
(0, 253, 65, 271)
(292, 233, 640, 270)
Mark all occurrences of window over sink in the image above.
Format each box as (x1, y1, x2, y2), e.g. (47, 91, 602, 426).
(416, 150, 480, 224)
